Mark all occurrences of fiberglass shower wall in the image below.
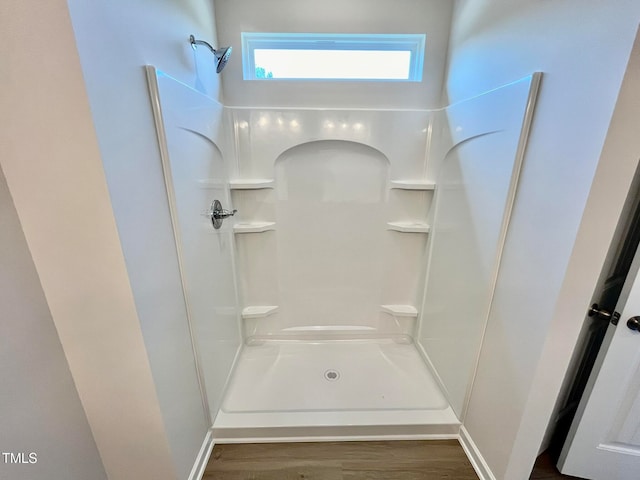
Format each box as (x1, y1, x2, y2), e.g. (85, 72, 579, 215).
(147, 69, 539, 427)
(418, 75, 541, 417)
(147, 68, 242, 423)
(229, 108, 436, 340)
(226, 74, 539, 419)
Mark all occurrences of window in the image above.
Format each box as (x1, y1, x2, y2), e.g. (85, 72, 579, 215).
(242, 33, 425, 82)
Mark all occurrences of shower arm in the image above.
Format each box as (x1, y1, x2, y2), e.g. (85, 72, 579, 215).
(189, 35, 216, 54)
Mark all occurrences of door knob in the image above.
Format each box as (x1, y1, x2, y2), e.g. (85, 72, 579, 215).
(588, 304, 620, 325)
(627, 316, 640, 332)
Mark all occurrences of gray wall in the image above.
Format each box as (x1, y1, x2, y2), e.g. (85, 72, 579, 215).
(0, 166, 107, 480)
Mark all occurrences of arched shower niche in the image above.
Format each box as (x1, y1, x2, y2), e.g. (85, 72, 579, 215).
(147, 67, 541, 441)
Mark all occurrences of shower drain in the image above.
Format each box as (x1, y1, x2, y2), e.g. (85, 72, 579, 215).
(324, 369, 340, 381)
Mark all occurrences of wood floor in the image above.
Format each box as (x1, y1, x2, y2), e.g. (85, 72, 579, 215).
(205, 441, 584, 480)
(205, 440, 479, 480)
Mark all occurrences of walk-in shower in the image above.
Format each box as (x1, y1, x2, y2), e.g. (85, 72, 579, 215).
(146, 66, 540, 441)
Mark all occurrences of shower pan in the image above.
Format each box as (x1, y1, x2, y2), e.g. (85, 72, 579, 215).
(147, 66, 540, 442)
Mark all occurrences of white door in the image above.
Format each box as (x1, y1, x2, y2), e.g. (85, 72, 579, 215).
(559, 246, 640, 479)
(146, 67, 241, 423)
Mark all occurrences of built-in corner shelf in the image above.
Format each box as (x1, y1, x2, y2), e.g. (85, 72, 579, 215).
(242, 306, 279, 319)
(386, 222, 431, 234)
(229, 179, 275, 190)
(233, 222, 276, 234)
(381, 305, 418, 318)
(389, 180, 436, 191)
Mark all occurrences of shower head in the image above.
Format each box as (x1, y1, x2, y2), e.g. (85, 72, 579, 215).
(189, 34, 232, 73)
(214, 46, 232, 73)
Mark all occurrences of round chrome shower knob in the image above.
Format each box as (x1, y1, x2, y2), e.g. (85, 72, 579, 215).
(209, 199, 236, 229)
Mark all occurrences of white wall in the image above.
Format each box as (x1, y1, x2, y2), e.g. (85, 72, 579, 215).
(0, 166, 107, 480)
(214, 0, 453, 108)
(445, 1, 640, 479)
(0, 0, 177, 478)
(66, 1, 225, 477)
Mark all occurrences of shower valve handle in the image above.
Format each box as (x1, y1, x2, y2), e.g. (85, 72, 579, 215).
(208, 199, 236, 230)
(213, 208, 237, 220)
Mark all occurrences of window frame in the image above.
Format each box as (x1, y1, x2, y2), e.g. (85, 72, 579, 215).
(241, 32, 426, 82)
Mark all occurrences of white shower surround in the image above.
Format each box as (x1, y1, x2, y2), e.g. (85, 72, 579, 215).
(229, 107, 438, 341)
(149, 68, 540, 441)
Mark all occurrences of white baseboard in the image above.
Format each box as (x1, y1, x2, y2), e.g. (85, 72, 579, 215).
(215, 432, 460, 444)
(188, 430, 214, 480)
(459, 426, 497, 480)
(212, 422, 460, 444)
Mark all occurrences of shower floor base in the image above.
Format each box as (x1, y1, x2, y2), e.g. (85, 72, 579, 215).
(212, 339, 460, 442)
